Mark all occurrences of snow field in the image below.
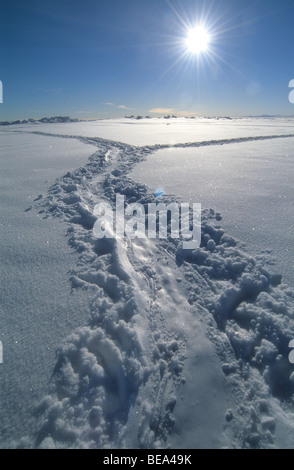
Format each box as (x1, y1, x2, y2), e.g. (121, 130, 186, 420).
(0, 133, 97, 447)
(131, 137, 294, 287)
(28, 126, 294, 449)
(1, 119, 294, 448)
(4, 116, 294, 146)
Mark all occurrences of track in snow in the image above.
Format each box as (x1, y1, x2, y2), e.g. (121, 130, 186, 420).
(25, 132, 294, 449)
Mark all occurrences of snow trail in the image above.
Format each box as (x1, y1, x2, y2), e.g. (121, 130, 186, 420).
(21, 128, 294, 150)
(31, 132, 294, 449)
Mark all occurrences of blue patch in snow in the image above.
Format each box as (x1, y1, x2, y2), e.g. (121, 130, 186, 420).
(155, 187, 165, 197)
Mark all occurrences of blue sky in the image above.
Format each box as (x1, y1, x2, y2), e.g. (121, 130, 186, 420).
(0, 0, 294, 120)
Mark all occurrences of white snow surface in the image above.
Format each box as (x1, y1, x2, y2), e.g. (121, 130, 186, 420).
(1, 118, 294, 449)
(0, 132, 97, 446)
(5, 116, 294, 146)
(131, 138, 294, 287)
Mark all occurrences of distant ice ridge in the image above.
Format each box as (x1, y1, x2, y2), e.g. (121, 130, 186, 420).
(0, 116, 78, 126)
(26, 132, 294, 449)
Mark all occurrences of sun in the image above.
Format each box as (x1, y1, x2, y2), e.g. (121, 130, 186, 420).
(186, 26, 210, 55)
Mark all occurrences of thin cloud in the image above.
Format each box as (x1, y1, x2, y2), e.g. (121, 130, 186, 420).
(149, 108, 175, 114)
(118, 104, 132, 110)
(104, 103, 133, 111)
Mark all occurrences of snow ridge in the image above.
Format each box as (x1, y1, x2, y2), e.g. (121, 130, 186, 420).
(31, 134, 294, 449)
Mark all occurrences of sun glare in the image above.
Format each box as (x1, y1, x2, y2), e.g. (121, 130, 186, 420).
(186, 26, 210, 55)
